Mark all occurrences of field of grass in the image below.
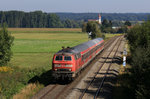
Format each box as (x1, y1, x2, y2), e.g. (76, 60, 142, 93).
(8, 28, 88, 69)
(104, 33, 122, 39)
(8, 28, 81, 32)
(8, 29, 122, 69)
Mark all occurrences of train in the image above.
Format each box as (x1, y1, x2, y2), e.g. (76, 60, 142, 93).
(52, 38, 104, 80)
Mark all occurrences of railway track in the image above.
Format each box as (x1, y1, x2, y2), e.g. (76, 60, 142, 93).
(78, 36, 123, 99)
(32, 36, 123, 99)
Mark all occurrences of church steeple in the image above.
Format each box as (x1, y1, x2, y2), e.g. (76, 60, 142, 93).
(98, 13, 101, 24)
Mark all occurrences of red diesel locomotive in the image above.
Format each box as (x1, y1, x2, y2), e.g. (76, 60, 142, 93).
(52, 38, 104, 79)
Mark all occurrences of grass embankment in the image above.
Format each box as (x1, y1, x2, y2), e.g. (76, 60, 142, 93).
(0, 28, 120, 98)
(113, 65, 134, 99)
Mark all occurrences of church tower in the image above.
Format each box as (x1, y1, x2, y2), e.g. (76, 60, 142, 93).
(98, 13, 102, 24)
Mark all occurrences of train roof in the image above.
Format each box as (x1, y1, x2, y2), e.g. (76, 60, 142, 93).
(56, 38, 103, 55)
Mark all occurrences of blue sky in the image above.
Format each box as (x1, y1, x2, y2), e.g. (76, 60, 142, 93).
(0, 0, 150, 13)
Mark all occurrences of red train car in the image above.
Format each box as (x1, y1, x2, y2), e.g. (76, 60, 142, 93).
(52, 38, 104, 79)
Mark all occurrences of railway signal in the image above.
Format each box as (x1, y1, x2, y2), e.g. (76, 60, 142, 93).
(123, 61, 126, 66)
(123, 48, 127, 67)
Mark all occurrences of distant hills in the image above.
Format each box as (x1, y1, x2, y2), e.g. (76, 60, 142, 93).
(56, 13, 150, 21)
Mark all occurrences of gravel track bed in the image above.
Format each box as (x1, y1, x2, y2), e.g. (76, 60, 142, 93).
(66, 36, 125, 99)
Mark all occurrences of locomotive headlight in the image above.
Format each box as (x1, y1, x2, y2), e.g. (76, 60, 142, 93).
(65, 64, 73, 67)
(54, 64, 61, 67)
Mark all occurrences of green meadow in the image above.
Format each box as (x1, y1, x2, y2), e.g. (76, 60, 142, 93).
(9, 29, 121, 69)
(9, 28, 88, 70)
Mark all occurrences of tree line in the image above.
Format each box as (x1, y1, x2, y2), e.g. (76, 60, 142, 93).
(1, 10, 147, 28)
(0, 11, 82, 28)
(57, 13, 150, 21)
(125, 20, 150, 98)
(0, 11, 150, 28)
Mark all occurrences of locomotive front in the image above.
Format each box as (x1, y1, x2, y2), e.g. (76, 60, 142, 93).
(52, 48, 76, 79)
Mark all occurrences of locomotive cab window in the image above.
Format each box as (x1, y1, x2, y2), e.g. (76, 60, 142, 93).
(64, 56, 72, 61)
(55, 55, 63, 61)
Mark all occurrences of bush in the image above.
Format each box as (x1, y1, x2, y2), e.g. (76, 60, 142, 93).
(0, 66, 47, 98)
(0, 71, 25, 98)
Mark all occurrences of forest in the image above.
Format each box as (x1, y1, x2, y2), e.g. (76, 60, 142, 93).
(0, 10, 150, 28)
(56, 12, 150, 21)
(0, 11, 82, 28)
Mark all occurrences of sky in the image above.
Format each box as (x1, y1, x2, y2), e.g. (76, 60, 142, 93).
(0, 0, 150, 13)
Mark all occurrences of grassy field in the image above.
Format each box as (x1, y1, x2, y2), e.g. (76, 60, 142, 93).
(104, 33, 122, 39)
(8, 28, 88, 69)
(8, 29, 122, 69)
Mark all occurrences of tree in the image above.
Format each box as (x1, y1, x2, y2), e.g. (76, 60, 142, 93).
(117, 25, 128, 33)
(101, 19, 113, 33)
(0, 24, 14, 66)
(102, 19, 109, 27)
(86, 21, 101, 39)
(124, 20, 132, 26)
(82, 22, 87, 32)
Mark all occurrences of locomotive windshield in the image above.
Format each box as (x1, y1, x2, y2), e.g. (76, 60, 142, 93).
(55, 55, 63, 61)
(55, 55, 72, 61)
(64, 56, 72, 61)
